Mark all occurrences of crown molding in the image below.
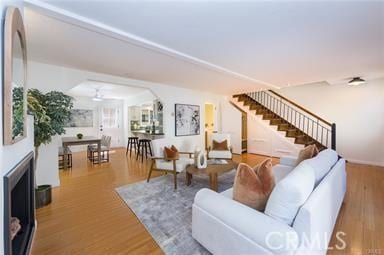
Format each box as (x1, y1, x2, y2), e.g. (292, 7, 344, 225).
(23, 0, 280, 90)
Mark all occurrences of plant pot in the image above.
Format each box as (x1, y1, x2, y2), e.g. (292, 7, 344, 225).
(35, 185, 52, 209)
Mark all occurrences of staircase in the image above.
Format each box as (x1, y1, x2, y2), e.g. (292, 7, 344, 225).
(233, 90, 336, 151)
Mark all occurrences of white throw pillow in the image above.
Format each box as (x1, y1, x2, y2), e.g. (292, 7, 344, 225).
(265, 162, 315, 225)
(304, 149, 338, 186)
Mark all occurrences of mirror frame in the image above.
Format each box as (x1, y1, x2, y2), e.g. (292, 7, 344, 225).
(3, 7, 27, 145)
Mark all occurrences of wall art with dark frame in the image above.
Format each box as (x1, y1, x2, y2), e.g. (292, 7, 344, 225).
(175, 103, 200, 136)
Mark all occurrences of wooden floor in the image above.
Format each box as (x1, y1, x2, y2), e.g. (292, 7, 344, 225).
(31, 148, 384, 255)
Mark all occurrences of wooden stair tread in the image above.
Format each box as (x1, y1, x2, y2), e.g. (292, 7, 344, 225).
(235, 93, 330, 149)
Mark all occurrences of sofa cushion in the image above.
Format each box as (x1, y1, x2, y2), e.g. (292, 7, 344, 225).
(233, 160, 275, 211)
(208, 150, 232, 159)
(265, 162, 315, 225)
(211, 133, 231, 147)
(295, 144, 318, 166)
(220, 188, 233, 198)
(304, 149, 338, 186)
(156, 157, 194, 173)
(273, 164, 294, 183)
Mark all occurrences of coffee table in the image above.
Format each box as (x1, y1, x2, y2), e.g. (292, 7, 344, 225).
(186, 160, 238, 192)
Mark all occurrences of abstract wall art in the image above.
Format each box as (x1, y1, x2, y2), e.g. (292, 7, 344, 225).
(175, 104, 200, 136)
(65, 109, 93, 127)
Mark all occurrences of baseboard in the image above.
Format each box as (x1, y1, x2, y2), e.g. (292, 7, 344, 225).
(346, 158, 384, 167)
(247, 151, 280, 159)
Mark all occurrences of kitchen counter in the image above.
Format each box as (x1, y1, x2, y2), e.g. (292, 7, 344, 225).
(131, 130, 165, 139)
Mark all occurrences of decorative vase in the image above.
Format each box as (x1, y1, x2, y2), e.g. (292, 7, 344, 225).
(196, 151, 207, 169)
(194, 147, 201, 167)
(35, 185, 52, 209)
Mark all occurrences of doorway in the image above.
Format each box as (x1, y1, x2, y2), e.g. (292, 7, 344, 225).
(99, 105, 123, 148)
(204, 103, 215, 150)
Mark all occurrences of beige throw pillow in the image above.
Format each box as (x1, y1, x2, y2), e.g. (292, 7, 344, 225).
(295, 144, 319, 166)
(233, 159, 275, 211)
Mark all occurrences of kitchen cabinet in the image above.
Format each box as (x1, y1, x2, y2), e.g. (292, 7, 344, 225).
(129, 106, 141, 121)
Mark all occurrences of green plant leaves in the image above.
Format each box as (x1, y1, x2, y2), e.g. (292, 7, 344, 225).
(27, 89, 73, 148)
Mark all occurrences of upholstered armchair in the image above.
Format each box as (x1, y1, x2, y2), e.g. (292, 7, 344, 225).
(207, 133, 233, 160)
(147, 138, 195, 189)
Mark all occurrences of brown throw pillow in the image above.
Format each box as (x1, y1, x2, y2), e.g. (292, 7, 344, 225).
(295, 144, 318, 166)
(212, 140, 228, 151)
(233, 159, 275, 211)
(313, 145, 319, 157)
(164, 145, 179, 160)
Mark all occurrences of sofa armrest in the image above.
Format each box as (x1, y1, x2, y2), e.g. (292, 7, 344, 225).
(193, 188, 299, 254)
(279, 156, 297, 167)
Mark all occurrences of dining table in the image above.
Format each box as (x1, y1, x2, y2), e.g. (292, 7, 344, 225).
(61, 136, 101, 170)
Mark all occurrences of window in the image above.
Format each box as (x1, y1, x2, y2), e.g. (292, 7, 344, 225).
(102, 108, 118, 128)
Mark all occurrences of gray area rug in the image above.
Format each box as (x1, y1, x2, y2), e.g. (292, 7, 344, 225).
(115, 170, 236, 255)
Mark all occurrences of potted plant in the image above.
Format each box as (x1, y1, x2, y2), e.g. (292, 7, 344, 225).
(27, 89, 73, 208)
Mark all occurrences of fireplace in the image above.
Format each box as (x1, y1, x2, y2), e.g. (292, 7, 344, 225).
(3, 152, 35, 255)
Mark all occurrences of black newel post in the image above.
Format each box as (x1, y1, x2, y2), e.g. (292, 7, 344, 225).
(331, 123, 336, 150)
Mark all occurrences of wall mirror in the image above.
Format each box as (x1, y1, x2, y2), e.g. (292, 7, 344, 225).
(3, 7, 27, 145)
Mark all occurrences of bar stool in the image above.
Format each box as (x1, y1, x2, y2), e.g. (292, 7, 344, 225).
(126, 137, 139, 157)
(136, 139, 153, 163)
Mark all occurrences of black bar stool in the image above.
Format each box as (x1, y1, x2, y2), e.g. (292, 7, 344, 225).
(126, 137, 139, 157)
(136, 139, 153, 163)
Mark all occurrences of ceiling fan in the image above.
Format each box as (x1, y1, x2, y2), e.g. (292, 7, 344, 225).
(92, 89, 104, 101)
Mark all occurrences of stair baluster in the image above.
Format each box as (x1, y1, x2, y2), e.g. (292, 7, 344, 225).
(233, 90, 336, 151)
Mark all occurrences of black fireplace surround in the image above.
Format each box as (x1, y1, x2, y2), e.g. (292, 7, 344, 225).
(3, 152, 35, 255)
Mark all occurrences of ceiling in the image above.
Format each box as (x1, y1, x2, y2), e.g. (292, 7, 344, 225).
(67, 81, 148, 100)
(24, 1, 384, 94)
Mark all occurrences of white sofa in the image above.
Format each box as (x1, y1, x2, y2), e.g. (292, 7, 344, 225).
(192, 149, 346, 255)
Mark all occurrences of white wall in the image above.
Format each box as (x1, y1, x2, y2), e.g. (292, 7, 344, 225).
(221, 100, 242, 154)
(1, 2, 32, 255)
(36, 136, 60, 187)
(278, 79, 384, 166)
(28, 61, 226, 153)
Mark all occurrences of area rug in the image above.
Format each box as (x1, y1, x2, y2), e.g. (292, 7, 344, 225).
(115, 170, 236, 255)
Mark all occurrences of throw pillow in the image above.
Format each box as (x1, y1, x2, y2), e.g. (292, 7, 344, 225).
(233, 159, 275, 211)
(212, 139, 228, 151)
(295, 144, 318, 166)
(164, 145, 179, 160)
(253, 159, 275, 196)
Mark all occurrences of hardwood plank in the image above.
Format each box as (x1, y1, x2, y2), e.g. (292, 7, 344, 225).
(31, 149, 384, 254)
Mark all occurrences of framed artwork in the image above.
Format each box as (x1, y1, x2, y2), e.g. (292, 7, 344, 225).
(175, 104, 200, 136)
(65, 109, 93, 127)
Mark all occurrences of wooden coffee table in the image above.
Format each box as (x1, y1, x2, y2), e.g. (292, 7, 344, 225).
(186, 160, 238, 192)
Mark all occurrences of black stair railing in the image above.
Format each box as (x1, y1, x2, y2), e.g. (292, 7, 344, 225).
(246, 90, 336, 150)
